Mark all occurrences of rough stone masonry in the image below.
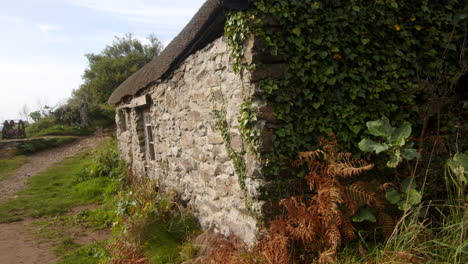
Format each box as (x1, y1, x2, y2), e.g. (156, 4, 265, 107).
(115, 37, 267, 244)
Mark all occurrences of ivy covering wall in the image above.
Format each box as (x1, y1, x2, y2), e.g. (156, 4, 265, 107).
(226, 0, 467, 175)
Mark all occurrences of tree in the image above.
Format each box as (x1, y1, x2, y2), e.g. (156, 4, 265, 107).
(78, 33, 163, 104)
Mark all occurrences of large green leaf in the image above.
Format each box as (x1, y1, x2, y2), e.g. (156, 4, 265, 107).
(352, 207, 376, 223)
(390, 122, 411, 146)
(366, 116, 394, 138)
(401, 148, 419, 160)
(385, 188, 401, 204)
(358, 138, 389, 153)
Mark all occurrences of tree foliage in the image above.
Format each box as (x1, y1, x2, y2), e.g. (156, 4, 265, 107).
(77, 33, 162, 104)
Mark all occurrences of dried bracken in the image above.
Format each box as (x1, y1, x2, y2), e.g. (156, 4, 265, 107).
(260, 136, 387, 263)
(107, 241, 150, 264)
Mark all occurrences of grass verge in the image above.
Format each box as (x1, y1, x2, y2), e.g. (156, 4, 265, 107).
(0, 151, 118, 223)
(0, 155, 28, 181)
(16, 136, 78, 155)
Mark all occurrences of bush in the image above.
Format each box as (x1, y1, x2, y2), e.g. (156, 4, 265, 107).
(26, 123, 91, 138)
(16, 136, 77, 155)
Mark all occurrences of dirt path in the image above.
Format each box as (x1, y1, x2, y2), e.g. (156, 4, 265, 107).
(0, 135, 108, 203)
(0, 135, 111, 264)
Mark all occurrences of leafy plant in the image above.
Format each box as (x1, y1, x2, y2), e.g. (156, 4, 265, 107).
(359, 117, 419, 168)
(256, 136, 394, 263)
(79, 138, 125, 182)
(385, 177, 422, 211)
(446, 152, 468, 188)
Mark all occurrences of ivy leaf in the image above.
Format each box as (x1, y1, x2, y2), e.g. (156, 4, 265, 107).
(390, 121, 411, 146)
(366, 116, 394, 137)
(352, 207, 376, 223)
(385, 188, 401, 204)
(361, 38, 370, 45)
(401, 148, 419, 160)
(358, 138, 389, 153)
(312, 102, 321, 109)
(292, 27, 301, 36)
(352, 6, 360, 12)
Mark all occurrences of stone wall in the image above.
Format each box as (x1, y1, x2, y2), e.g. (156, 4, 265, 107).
(0, 140, 20, 159)
(116, 37, 266, 244)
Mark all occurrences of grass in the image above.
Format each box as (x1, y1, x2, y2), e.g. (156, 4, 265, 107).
(56, 242, 108, 264)
(0, 152, 119, 223)
(54, 238, 82, 256)
(142, 216, 200, 263)
(0, 155, 28, 181)
(27, 123, 92, 138)
(16, 136, 78, 155)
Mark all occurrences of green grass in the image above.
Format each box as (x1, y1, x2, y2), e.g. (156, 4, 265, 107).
(142, 216, 200, 263)
(54, 238, 82, 256)
(56, 242, 108, 264)
(16, 136, 78, 155)
(27, 124, 92, 138)
(0, 152, 119, 223)
(0, 155, 28, 181)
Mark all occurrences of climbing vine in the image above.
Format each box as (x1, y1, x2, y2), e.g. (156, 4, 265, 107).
(238, 100, 261, 158)
(226, 0, 468, 175)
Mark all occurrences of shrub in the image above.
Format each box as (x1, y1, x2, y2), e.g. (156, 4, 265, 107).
(16, 136, 77, 155)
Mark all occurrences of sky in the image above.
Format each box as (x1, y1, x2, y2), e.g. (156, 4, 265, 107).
(0, 0, 205, 121)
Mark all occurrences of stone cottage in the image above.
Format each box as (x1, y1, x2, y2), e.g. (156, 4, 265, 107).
(108, 0, 280, 244)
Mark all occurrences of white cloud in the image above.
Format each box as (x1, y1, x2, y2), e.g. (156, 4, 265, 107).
(0, 15, 23, 24)
(37, 23, 64, 33)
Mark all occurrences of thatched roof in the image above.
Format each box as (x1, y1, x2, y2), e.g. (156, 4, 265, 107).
(108, 0, 250, 104)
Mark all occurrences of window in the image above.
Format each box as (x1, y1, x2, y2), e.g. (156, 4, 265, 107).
(143, 112, 155, 162)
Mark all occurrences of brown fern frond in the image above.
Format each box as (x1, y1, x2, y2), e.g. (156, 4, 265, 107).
(304, 171, 322, 190)
(344, 182, 376, 206)
(337, 152, 353, 162)
(107, 242, 150, 264)
(345, 199, 359, 215)
(318, 248, 337, 264)
(377, 211, 395, 240)
(296, 149, 325, 170)
(328, 159, 374, 178)
(340, 216, 356, 241)
(259, 234, 290, 264)
(378, 182, 394, 192)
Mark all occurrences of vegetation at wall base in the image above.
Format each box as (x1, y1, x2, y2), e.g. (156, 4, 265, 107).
(219, 2, 467, 262)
